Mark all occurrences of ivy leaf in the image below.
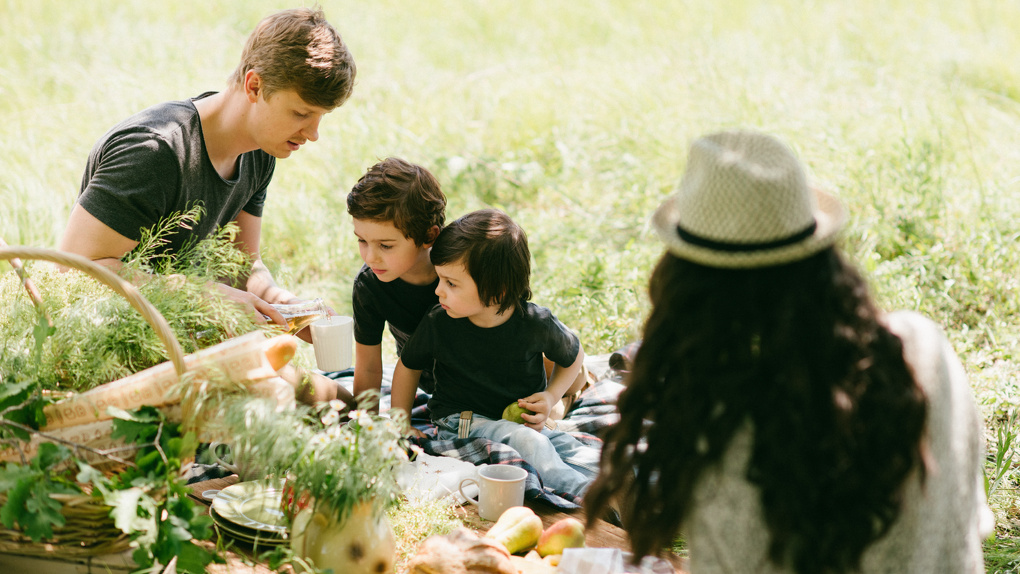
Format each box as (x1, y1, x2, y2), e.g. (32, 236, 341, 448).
(34, 443, 71, 471)
(174, 540, 219, 574)
(175, 542, 219, 574)
(110, 416, 158, 446)
(75, 462, 109, 489)
(0, 480, 31, 530)
(106, 486, 155, 538)
(0, 378, 33, 403)
(0, 379, 43, 439)
(0, 464, 35, 492)
(109, 405, 162, 424)
(22, 481, 67, 540)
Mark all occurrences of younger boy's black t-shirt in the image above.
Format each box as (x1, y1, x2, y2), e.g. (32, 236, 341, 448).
(352, 264, 439, 393)
(400, 301, 580, 420)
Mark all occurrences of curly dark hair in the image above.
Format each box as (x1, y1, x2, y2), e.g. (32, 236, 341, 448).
(584, 248, 928, 574)
(346, 157, 446, 246)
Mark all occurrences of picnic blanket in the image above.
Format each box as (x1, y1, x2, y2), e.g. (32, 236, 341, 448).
(187, 354, 630, 510)
(335, 354, 625, 509)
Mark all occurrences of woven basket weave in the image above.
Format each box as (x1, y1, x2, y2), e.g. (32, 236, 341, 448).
(0, 246, 187, 559)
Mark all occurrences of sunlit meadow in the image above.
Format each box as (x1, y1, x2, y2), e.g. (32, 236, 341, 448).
(3, 0, 1020, 568)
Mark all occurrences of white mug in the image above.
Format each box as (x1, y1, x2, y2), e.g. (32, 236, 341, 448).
(458, 464, 528, 521)
(310, 316, 354, 372)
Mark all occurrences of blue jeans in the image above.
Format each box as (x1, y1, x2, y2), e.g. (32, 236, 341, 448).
(435, 413, 601, 498)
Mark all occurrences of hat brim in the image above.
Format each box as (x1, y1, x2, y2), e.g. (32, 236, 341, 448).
(652, 187, 848, 269)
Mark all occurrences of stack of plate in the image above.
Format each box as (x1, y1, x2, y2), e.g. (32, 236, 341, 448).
(210, 480, 290, 548)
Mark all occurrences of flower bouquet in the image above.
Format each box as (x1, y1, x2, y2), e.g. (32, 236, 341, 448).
(221, 393, 408, 574)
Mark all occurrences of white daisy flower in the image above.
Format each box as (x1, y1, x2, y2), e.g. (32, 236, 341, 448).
(321, 410, 340, 426)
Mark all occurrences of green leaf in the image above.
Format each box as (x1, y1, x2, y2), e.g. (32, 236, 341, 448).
(108, 405, 162, 424)
(0, 378, 33, 403)
(31, 313, 56, 364)
(0, 464, 36, 492)
(0, 480, 31, 530)
(110, 418, 157, 445)
(22, 482, 67, 540)
(174, 541, 218, 574)
(133, 449, 163, 473)
(107, 487, 147, 533)
(34, 443, 72, 470)
(75, 462, 108, 488)
(167, 514, 194, 544)
(187, 513, 215, 540)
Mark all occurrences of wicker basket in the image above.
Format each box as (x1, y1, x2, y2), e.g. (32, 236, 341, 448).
(0, 246, 187, 559)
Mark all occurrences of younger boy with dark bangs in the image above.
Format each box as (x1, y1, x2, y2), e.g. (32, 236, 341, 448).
(389, 209, 600, 499)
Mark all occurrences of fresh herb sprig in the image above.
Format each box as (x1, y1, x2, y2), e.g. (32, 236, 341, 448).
(221, 392, 409, 525)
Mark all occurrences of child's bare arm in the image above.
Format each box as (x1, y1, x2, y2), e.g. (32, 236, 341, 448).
(352, 342, 384, 411)
(519, 345, 585, 431)
(389, 358, 423, 435)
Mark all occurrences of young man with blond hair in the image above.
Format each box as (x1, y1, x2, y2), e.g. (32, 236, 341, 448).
(59, 7, 355, 331)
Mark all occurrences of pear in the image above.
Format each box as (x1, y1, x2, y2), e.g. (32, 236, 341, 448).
(485, 506, 543, 554)
(536, 517, 585, 557)
(502, 402, 535, 424)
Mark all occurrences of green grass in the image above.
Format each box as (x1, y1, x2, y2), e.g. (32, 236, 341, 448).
(4, 0, 1020, 568)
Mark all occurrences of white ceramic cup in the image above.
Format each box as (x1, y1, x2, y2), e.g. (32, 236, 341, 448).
(310, 315, 354, 372)
(458, 464, 528, 521)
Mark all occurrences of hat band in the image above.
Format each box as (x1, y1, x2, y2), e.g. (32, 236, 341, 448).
(675, 220, 817, 253)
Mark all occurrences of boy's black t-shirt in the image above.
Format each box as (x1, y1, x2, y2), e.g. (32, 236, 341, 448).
(399, 301, 580, 420)
(77, 92, 274, 257)
(352, 264, 439, 393)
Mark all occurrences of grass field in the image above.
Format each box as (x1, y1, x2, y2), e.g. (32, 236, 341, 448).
(3, 0, 1020, 569)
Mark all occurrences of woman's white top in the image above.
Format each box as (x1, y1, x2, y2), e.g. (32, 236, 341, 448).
(687, 311, 993, 574)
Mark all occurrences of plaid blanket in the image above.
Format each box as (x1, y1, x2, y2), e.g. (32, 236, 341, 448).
(352, 355, 625, 509)
(188, 355, 628, 511)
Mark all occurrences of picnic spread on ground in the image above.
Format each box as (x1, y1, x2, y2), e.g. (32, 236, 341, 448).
(0, 251, 682, 573)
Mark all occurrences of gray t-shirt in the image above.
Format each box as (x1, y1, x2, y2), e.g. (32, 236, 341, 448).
(77, 92, 275, 256)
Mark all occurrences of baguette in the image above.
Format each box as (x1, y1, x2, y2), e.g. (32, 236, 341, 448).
(42, 331, 291, 431)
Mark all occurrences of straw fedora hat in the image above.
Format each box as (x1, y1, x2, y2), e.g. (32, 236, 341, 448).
(652, 130, 847, 268)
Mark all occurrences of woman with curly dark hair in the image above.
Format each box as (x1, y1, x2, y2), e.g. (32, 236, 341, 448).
(584, 130, 991, 573)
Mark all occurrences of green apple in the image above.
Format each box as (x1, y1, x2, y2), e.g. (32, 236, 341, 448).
(502, 401, 535, 424)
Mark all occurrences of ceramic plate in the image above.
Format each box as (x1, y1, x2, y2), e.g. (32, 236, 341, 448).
(211, 480, 289, 535)
(211, 508, 288, 546)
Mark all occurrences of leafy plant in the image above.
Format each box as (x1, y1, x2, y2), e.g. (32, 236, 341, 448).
(0, 443, 81, 541)
(220, 393, 408, 525)
(0, 210, 266, 393)
(988, 408, 1020, 501)
(100, 406, 219, 573)
(0, 405, 221, 573)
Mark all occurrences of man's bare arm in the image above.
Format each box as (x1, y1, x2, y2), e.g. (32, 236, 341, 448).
(58, 204, 138, 270)
(233, 210, 300, 304)
(58, 205, 284, 325)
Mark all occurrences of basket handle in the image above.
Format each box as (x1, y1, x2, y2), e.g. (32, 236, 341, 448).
(0, 246, 187, 376)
